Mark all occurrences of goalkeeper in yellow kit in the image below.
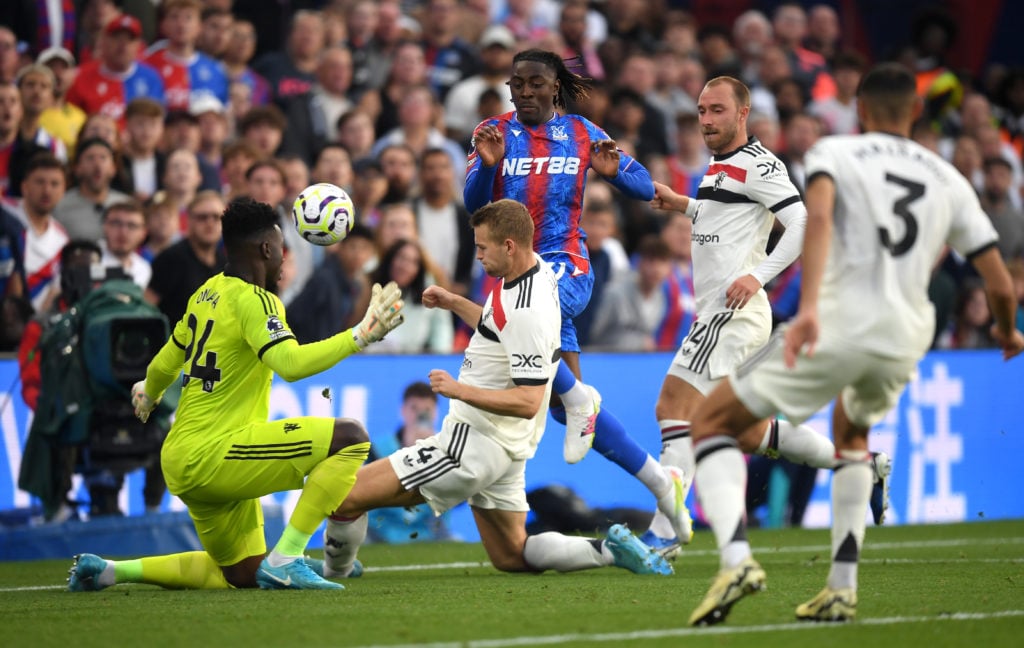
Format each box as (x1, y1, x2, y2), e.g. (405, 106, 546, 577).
(67, 197, 405, 591)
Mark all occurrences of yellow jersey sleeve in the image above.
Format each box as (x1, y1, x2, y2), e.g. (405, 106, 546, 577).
(237, 284, 296, 359)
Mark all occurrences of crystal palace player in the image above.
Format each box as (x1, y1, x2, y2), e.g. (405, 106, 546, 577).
(687, 64, 1023, 625)
(464, 49, 692, 543)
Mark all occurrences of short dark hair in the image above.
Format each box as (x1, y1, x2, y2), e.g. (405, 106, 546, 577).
(470, 199, 534, 248)
(60, 239, 102, 266)
(245, 158, 286, 183)
(982, 156, 1012, 173)
(73, 137, 115, 165)
(239, 105, 287, 133)
(403, 380, 436, 402)
(220, 196, 278, 252)
(635, 234, 671, 261)
(23, 152, 65, 179)
(103, 200, 144, 222)
(857, 63, 917, 122)
(832, 50, 868, 73)
(313, 142, 351, 167)
(345, 222, 373, 242)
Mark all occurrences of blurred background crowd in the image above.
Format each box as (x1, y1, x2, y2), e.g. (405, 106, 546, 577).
(1, 0, 1024, 363)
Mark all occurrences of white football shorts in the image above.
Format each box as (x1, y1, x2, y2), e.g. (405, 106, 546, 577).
(388, 416, 529, 515)
(730, 329, 919, 427)
(666, 307, 772, 396)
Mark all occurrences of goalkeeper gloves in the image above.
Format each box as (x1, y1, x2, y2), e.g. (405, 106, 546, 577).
(131, 380, 160, 423)
(352, 281, 405, 349)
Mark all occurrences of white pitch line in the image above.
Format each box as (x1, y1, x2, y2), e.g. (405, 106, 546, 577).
(346, 610, 1024, 648)
(1, 535, 1021, 594)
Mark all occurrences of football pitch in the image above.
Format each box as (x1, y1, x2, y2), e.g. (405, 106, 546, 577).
(1, 520, 1022, 647)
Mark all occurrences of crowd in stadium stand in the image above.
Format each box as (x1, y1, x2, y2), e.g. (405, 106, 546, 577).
(1, 0, 1023, 359)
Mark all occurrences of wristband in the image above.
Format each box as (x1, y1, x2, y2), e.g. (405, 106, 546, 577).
(684, 198, 698, 218)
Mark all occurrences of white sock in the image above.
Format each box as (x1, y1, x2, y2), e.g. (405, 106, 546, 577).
(266, 550, 299, 568)
(97, 560, 117, 587)
(647, 420, 695, 538)
(523, 533, 610, 572)
(762, 418, 837, 469)
(828, 450, 872, 591)
(558, 379, 591, 409)
(323, 514, 368, 576)
(694, 436, 750, 569)
(635, 455, 672, 498)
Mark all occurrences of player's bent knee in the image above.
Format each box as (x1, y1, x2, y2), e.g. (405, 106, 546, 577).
(330, 417, 369, 454)
(488, 551, 530, 573)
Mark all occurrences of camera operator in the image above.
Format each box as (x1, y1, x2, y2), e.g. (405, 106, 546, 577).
(18, 239, 101, 522)
(18, 238, 170, 521)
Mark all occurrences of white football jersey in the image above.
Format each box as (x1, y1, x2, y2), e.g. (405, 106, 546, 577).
(691, 137, 805, 314)
(449, 255, 561, 460)
(805, 133, 999, 359)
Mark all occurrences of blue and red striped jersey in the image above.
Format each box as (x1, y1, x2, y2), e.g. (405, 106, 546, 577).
(465, 111, 654, 273)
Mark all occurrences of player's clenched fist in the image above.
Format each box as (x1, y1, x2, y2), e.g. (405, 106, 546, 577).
(590, 139, 620, 178)
(131, 380, 159, 423)
(428, 369, 460, 399)
(353, 281, 405, 348)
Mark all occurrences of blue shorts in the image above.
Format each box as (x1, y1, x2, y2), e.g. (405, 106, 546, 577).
(544, 254, 594, 354)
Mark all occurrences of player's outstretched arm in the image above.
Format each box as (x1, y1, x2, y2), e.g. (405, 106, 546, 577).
(429, 368, 547, 419)
(132, 327, 189, 421)
(464, 124, 503, 212)
(423, 285, 482, 328)
(263, 282, 405, 382)
(971, 247, 1024, 360)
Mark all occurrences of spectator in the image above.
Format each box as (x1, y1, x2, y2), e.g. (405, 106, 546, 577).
(0, 82, 48, 198)
(66, 14, 165, 129)
(805, 4, 841, 64)
(365, 381, 454, 543)
(950, 135, 983, 190)
(558, 0, 605, 82)
(36, 47, 87, 153)
(222, 19, 270, 107)
(773, 77, 811, 125)
(121, 98, 166, 202)
(15, 64, 67, 162)
(658, 211, 698, 350)
(310, 143, 353, 192)
(145, 190, 226, 325)
(245, 159, 313, 305)
(280, 47, 355, 165)
(936, 278, 999, 350)
(279, 154, 310, 208)
(252, 9, 325, 104)
(772, 2, 835, 102)
(748, 111, 782, 152)
(99, 200, 151, 288)
(54, 137, 130, 242)
(336, 109, 377, 163)
(20, 153, 68, 311)
(733, 10, 774, 87)
(444, 25, 516, 147)
(364, 238, 454, 354)
(373, 200, 420, 264)
(365, 40, 429, 137)
(350, 157, 388, 225)
(667, 113, 709, 198)
(17, 239, 102, 523)
(197, 6, 234, 60)
(287, 223, 373, 344)
(588, 235, 676, 351)
(238, 104, 286, 159)
(994, 70, 1024, 162)
(371, 84, 466, 190)
(378, 143, 419, 203)
(344, 0, 392, 100)
(0, 203, 26, 303)
(573, 197, 621, 347)
(193, 96, 229, 172)
(777, 112, 822, 193)
(0, 27, 19, 85)
(420, 0, 479, 102)
(413, 148, 475, 297)
(144, 0, 229, 113)
(220, 140, 260, 200)
(697, 24, 741, 80)
(139, 191, 180, 262)
(162, 148, 202, 230)
(614, 53, 671, 158)
(161, 109, 220, 192)
(980, 156, 1024, 261)
(809, 50, 866, 135)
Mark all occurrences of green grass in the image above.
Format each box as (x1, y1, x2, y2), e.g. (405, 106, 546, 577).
(2, 520, 1023, 647)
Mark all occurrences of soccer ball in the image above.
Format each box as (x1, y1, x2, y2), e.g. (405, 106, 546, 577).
(291, 183, 355, 246)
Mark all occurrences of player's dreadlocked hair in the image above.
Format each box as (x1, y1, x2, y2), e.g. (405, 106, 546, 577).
(512, 49, 591, 109)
